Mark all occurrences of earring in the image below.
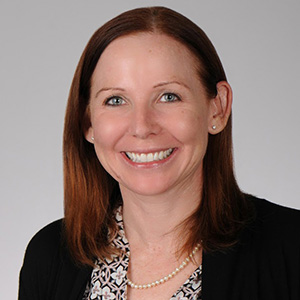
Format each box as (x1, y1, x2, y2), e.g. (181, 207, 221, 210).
(91, 136, 95, 141)
(212, 125, 216, 130)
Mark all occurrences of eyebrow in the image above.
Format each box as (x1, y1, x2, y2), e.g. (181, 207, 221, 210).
(153, 81, 191, 90)
(95, 81, 190, 98)
(95, 87, 125, 98)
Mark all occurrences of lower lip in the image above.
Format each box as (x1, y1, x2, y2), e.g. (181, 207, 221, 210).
(121, 149, 177, 168)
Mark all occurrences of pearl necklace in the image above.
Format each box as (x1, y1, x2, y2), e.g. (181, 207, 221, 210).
(127, 244, 201, 289)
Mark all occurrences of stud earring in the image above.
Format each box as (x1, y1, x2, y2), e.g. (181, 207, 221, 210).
(212, 125, 216, 130)
(91, 136, 95, 141)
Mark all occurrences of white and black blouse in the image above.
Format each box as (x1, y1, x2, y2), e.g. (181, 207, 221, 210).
(83, 208, 202, 300)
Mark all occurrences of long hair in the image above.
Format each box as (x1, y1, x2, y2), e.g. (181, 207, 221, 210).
(63, 6, 253, 266)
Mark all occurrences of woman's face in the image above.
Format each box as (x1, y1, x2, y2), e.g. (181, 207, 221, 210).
(87, 33, 216, 197)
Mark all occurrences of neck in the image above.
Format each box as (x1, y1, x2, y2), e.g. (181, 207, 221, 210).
(121, 185, 201, 252)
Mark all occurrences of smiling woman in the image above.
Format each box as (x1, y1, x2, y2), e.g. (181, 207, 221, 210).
(19, 6, 300, 300)
(86, 33, 222, 198)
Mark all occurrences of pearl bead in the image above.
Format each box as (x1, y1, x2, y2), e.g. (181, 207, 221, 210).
(127, 243, 201, 289)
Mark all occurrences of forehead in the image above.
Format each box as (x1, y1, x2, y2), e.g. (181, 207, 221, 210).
(103, 32, 197, 57)
(92, 33, 200, 81)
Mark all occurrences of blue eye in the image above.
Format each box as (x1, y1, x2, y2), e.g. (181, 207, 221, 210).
(160, 93, 180, 103)
(105, 96, 125, 106)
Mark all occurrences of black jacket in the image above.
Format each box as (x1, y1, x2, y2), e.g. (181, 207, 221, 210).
(19, 196, 300, 299)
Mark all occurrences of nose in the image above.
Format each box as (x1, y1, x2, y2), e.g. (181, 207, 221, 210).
(129, 105, 161, 139)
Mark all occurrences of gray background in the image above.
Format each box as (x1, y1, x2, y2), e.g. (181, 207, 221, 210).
(1, 0, 299, 297)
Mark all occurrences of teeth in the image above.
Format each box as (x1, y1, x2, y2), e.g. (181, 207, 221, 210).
(126, 148, 174, 163)
(132, 153, 136, 161)
(158, 151, 164, 160)
(140, 153, 147, 162)
(147, 153, 153, 161)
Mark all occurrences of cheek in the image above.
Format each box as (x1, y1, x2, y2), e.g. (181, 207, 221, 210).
(168, 109, 209, 143)
(91, 115, 124, 177)
(92, 114, 124, 149)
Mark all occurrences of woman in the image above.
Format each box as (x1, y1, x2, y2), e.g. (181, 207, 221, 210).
(19, 6, 300, 300)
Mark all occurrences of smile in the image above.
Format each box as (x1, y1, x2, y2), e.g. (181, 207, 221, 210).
(125, 148, 174, 163)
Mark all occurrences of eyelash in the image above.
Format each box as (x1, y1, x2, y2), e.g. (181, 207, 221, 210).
(159, 92, 181, 103)
(104, 96, 126, 106)
(104, 92, 181, 106)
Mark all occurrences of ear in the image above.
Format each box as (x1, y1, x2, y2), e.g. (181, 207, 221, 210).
(85, 126, 95, 144)
(208, 81, 232, 135)
(83, 105, 95, 143)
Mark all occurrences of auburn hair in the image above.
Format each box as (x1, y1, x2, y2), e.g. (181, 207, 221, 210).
(63, 6, 253, 266)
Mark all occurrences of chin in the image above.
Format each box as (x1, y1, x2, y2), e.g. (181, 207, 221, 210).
(120, 178, 173, 197)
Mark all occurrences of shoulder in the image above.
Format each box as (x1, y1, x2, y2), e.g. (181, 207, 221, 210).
(249, 195, 300, 227)
(20, 219, 73, 284)
(24, 219, 66, 262)
(19, 220, 92, 299)
(19, 219, 67, 299)
(29, 219, 64, 245)
(246, 195, 300, 246)
(202, 196, 300, 298)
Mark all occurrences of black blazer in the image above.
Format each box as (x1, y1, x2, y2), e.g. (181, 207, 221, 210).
(19, 196, 300, 299)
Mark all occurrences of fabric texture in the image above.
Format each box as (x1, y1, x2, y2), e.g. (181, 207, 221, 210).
(19, 196, 300, 300)
(83, 207, 202, 300)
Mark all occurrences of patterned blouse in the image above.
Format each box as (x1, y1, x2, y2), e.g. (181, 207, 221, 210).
(83, 208, 202, 300)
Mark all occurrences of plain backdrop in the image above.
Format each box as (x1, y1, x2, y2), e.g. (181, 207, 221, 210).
(1, 0, 299, 298)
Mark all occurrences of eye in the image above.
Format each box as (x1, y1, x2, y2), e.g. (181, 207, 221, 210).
(160, 93, 180, 103)
(105, 96, 126, 106)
